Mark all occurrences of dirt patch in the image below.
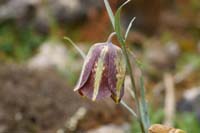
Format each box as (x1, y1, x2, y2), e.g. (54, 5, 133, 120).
(0, 64, 129, 133)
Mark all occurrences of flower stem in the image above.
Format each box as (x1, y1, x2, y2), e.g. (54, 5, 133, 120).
(106, 32, 116, 43)
(120, 39, 146, 133)
(103, 0, 150, 132)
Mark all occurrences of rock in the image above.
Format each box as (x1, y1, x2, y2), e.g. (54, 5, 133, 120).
(0, 0, 39, 22)
(49, 0, 84, 25)
(52, 0, 102, 25)
(145, 39, 180, 70)
(183, 87, 200, 102)
(0, 0, 102, 32)
(65, 107, 87, 132)
(86, 123, 130, 133)
(27, 40, 68, 70)
(165, 41, 180, 59)
(177, 87, 200, 122)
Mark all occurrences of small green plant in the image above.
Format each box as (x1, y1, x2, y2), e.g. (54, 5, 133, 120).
(0, 22, 46, 61)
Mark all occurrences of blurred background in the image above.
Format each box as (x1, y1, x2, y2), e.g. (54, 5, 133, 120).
(0, 0, 199, 132)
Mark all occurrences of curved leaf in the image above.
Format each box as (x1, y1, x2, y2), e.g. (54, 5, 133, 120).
(64, 37, 86, 59)
(125, 17, 136, 40)
(103, 0, 115, 28)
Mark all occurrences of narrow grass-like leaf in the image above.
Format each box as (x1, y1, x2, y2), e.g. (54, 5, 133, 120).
(139, 76, 150, 132)
(64, 37, 86, 59)
(121, 100, 137, 118)
(114, 12, 123, 42)
(103, 0, 115, 28)
(114, 0, 131, 42)
(125, 17, 136, 40)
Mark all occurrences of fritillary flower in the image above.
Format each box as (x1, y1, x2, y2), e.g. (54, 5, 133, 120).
(74, 33, 126, 103)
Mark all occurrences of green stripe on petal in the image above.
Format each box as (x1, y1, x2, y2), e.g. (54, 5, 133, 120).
(92, 46, 108, 101)
(115, 49, 126, 101)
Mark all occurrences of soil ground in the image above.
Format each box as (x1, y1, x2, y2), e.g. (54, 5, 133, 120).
(0, 64, 129, 133)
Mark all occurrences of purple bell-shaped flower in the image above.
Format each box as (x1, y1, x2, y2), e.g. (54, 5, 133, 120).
(74, 33, 126, 103)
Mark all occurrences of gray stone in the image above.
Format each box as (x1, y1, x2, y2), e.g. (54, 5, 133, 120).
(87, 123, 130, 133)
(0, 0, 39, 21)
(177, 87, 200, 122)
(27, 40, 68, 70)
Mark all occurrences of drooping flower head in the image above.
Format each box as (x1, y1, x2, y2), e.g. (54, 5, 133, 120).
(74, 33, 126, 103)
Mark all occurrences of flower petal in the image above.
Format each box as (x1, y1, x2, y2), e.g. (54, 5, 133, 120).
(108, 43, 126, 103)
(92, 45, 109, 101)
(111, 83, 124, 103)
(78, 47, 111, 100)
(74, 43, 103, 91)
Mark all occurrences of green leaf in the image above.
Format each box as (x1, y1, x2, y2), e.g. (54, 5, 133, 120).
(114, 0, 131, 42)
(103, 0, 115, 28)
(125, 17, 136, 40)
(139, 76, 150, 132)
(64, 37, 86, 59)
